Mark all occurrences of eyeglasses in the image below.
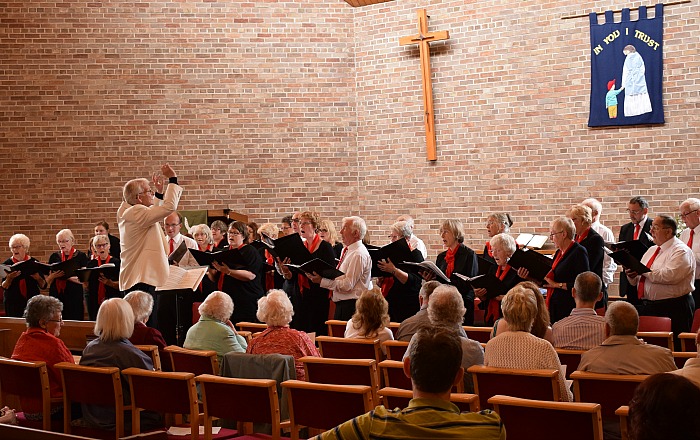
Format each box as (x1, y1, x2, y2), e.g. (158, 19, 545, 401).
(291, 218, 300, 223)
(626, 208, 643, 215)
(138, 189, 154, 197)
(94, 243, 108, 248)
(650, 225, 671, 231)
(319, 229, 328, 233)
(681, 209, 699, 218)
(282, 226, 292, 231)
(47, 318, 63, 324)
(549, 230, 564, 238)
(10, 245, 24, 250)
(299, 221, 313, 227)
(164, 223, 181, 228)
(57, 239, 72, 244)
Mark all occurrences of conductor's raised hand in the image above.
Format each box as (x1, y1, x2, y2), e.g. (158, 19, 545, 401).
(152, 172, 164, 193)
(161, 163, 176, 178)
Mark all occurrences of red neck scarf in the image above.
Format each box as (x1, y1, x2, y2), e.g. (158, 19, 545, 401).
(11, 255, 30, 298)
(199, 244, 212, 252)
(485, 241, 493, 257)
(575, 228, 591, 243)
(264, 250, 275, 291)
(485, 264, 511, 323)
(444, 245, 459, 278)
(545, 241, 573, 307)
(299, 234, 321, 293)
(96, 255, 111, 306)
(55, 248, 75, 295)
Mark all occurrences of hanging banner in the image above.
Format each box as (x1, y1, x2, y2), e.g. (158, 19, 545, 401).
(588, 4, 664, 127)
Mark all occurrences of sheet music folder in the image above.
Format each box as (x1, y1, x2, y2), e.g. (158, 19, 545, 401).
(368, 239, 419, 277)
(453, 273, 509, 299)
(255, 234, 311, 265)
(156, 265, 207, 291)
(285, 258, 344, 280)
(76, 264, 119, 283)
(605, 249, 651, 275)
(189, 248, 249, 270)
(605, 240, 649, 260)
(1, 259, 50, 277)
(507, 248, 552, 281)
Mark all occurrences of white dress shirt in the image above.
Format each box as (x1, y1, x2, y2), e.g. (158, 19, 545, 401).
(409, 234, 428, 259)
(629, 237, 696, 301)
(679, 224, 700, 280)
(320, 240, 372, 302)
(591, 221, 617, 286)
(166, 232, 199, 268)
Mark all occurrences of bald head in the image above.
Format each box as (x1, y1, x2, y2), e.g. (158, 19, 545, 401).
(573, 272, 602, 305)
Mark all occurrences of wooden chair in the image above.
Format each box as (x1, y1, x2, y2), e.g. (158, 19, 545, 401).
(673, 351, 697, 369)
(0, 423, 96, 440)
(467, 365, 561, 410)
(463, 326, 493, 344)
(316, 336, 382, 363)
(678, 332, 698, 352)
(636, 331, 674, 350)
(301, 356, 379, 406)
(556, 348, 586, 379)
(488, 395, 603, 440)
(163, 345, 219, 376)
(54, 362, 124, 440)
(616, 405, 630, 440)
(325, 320, 347, 337)
(387, 322, 400, 339)
(134, 345, 162, 371)
(570, 371, 648, 419)
(236, 322, 268, 333)
(281, 380, 373, 440)
(382, 340, 409, 361)
(637, 316, 672, 332)
(378, 359, 412, 390)
(0, 358, 53, 431)
(378, 387, 479, 412)
(237, 331, 253, 346)
(196, 374, 285, 440)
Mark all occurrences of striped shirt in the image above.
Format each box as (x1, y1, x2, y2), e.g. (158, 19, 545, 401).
(315, 398, 505, 440)
(552, 308, 606, 350)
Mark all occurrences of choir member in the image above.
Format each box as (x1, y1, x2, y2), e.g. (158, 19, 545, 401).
(256, 223, 284, 293)
(396, 215, 428, 259)
(247, 222, 260, 243)
(568, 204, 607, 309)
(483, 213, 513, 265)
(2, 234, 47, 317)
(84, 234, 121, 320)
(89, 220, 120, 259)
(46, 229, 89, 321)
(210, 220, 228, 251)
(280, 215, 293, 237)
(190, 224, 214, 252)
(318, 218, 344, 259)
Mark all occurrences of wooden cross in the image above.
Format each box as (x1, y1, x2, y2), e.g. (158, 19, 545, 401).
(399, 9, 449, 161)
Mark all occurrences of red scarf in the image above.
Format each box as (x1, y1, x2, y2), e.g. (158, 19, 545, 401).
(545, 241, 573, 307)
(199, 244, 212, 252)
(218, 244, 245, 290)
(55, 248, 74, 295)
(485, 265, 511, 323)
(265, 250, 275, 291)
(299, 234, 321, 293)
(96, 255, 111, 306)
(444, 245, 459, 278)
(575, 228, 590, 243)
(485, 241, 493, 258)
(214, 238, 225, 249)
(11, 255, 30, 298)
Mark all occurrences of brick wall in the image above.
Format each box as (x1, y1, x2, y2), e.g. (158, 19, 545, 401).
(1, 0, 698, 274)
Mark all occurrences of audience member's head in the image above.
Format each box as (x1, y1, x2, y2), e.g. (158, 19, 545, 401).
(94, 298, 135, 342)
(406, 327, 463, 395)
(24, 295, 63, 336)
(257, 289, 294, 327)
(427, 285, 466, 328)
(418, 280, 441, 306)
(123, 290, 154, 324)
(350, 287, 390, 337)
(198, 291, 234, 323)
(501, 285, 538, 332)
(629, 373, 700, 440)
(605, 301, 639, 336)
(573, 272, 603, 305)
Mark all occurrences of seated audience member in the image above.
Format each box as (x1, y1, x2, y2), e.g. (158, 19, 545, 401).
(628, 373, 700, 440)
(124, 290, 168, 368)
(475, 233, 523, 326)
(405, 285, 484, 393)
(315, 327, 505, 440)
(396, 280, 466, 342)
(11, 295, 75, 420)
(491, 281, 553, 342)
(246, 289, 320, 381)
(670, 331, 700, 388)
(552, 271, 606, 350)
(183, 291, 247, 364)
(344, 287, 394, 349)
(79, 298, 160, 431)
(484, 285, 572, 401)
(2, 233, 47, 317)
(577, 301, 676, 374)
(84, 234, 121, 320)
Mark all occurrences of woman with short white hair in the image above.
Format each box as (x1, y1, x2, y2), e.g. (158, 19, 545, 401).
(2, 233, 47, 317)
(84, 234, 121, 320)
(183, 291, 247, 364)
(246, 289, 320, 381)
(484, 285, 571, 401)
(190, 224, 214, 252)
(46, 229, 89, 320)
(124, 290, 167, 360)
(483, 213, 514, 264)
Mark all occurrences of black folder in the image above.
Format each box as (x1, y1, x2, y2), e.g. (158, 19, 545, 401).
(48, 257, 84, 278)
(454, 273, 510, 299)
(605, 240, 649, 260)
(4, 258, 50, 277)
(168, 241, 189, 264)
(477, 256, 496, 276)
(606, 249, 651, 275)
(507, 248, 553, 281)
(257, 234, 310, 265)
(368, 239, 418, 277)
(189, 248, 249, 270)
(76, 264, 119, 283)
(285, 258, 344, 280)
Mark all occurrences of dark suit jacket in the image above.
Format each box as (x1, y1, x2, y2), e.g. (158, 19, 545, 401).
(436, 243, 479, 325)
(548, 242, 590, 324)
(618, 218, 653, 302)
(579, 228, 605, 288)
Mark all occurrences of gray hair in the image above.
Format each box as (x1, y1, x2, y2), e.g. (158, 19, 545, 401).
(190, 224, 213, 245)
(24, 295, 63, 328)
(123, 178, 150, 205)
(490, 233, 517, 256)
(501, 285, 538, 332)
(440, 219, 465, 244)
(257, 223, 280, 240)
(427, 285, 466, 327)
(605, 301, 639, 336)
(581, 198, 603, 218)
(9, 234, 30, 251)
(257, 289, 294, 326)
(573, 272, 602, 303)
(92, 234, 110, 248)
(199, 291, 234, 323)
(552, 217, 576, 240)
(123, 290, 154, 323)
(390, 221, 412, 239)
(343, 216, 367, 240)
(419, 280, 442, 301)
(56, 229, 75, 244)
(396, 215, 415, 232)
(488, 213, 514, 232)
(682, 198, 700, 212)
(629, 196, 649, 209)
(94, 298, 135, 342)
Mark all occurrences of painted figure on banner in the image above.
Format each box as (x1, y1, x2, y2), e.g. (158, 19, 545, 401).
(605, 79, 623, 118)
(621, 45, 652, 117)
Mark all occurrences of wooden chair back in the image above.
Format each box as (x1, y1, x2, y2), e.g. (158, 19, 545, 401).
(637, 316, 672, 332)
(325, 320, 347, 337)
(236, 322, 268, 333)
(382, 340, 409, 361)
(133, 345, 162, 371)
(196, 374, 280, 440)
(378, 387, 479, 412)
(0, 358, 52, 431)
(678, 332, 698, 352)
(281, 380, 373, 440)
(555, 348, 586, 379)
(673, 351, 697, 369)
(54, 362, 123, 440)
(488, 395, 603, 440)
(468, 365, 560, 410)
(122, 368, 199, 440)
(387, 322, 400, 339)
(163, 345, 219, 376)
(463, 326, 493, 344)
(316, 336, 382, 363)
(616, 405, 630, 440)
(0, 424, 96, 440)
(301, 356, 379, 406)
(378, 359, 412, 390)
(570, 371, 648, 419)
(636, 331, 674, 350)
